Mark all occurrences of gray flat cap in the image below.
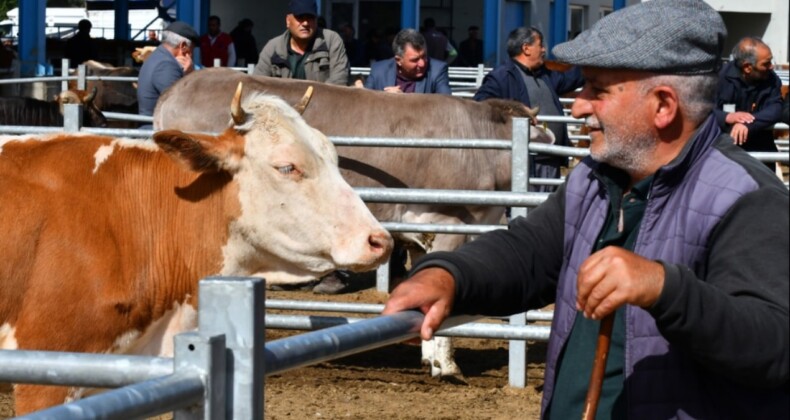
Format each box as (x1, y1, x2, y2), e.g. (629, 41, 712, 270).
(552, 0, 726, 74)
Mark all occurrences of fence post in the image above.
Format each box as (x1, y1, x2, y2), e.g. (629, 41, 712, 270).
(63, 103, 83, 132)
(60, 58, 69, 92)
(198, 277, 265, 419)
(77, 64, 87, 90)
(247, 64, 255, 75)
(214, 58, 221, 68)
(475, 63, 486, 87)
(173, 332, 227, 420)
(376, 260, 390, 293)
(509, 117, 530, 388)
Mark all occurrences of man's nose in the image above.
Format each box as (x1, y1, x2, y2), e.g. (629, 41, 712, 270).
(570, 89, 593, 119)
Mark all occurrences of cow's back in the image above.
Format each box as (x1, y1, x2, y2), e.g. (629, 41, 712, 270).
(155, 68, 514, 193)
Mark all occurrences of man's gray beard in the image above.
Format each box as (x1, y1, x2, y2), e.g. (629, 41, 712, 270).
(587, 116, 656, 174)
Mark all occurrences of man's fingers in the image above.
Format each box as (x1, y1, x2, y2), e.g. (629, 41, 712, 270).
(581, 278, 619, 319)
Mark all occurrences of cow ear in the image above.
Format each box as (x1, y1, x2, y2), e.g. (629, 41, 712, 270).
(153, 129, 244, 173)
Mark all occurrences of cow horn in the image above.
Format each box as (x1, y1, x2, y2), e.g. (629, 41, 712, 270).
(525, 105, 540, 126)
(85, 86, 98, 103)
(230, 82, 245, 125)
(293, 86, 314, 115)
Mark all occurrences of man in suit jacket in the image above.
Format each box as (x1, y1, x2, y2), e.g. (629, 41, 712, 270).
(364, 28, 451, 95)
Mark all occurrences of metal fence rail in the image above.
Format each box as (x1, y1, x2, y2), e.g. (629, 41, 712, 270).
(0, 278, 499, 419)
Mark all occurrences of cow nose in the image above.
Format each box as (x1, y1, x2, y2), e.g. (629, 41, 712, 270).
(368, 229, 394, 260)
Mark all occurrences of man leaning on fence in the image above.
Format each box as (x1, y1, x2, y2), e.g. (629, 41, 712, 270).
(474, 27, 583, 192)
(713, 37, 783, 171)
(384, 0, 789, 418)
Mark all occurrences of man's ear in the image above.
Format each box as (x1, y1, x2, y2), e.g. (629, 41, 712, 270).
(652, 86, 679, 130)
(742, 62, 753, 76)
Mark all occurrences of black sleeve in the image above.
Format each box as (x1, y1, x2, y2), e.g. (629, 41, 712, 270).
(410, 184, 567, 316)
(648, 185, 789, 387)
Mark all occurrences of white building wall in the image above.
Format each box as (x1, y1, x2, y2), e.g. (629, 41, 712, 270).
(704, 0, 788, 64)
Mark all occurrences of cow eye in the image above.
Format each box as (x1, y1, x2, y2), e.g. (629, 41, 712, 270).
(277, 164, 296, 175)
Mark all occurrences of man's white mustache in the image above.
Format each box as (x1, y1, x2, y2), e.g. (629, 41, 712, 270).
(585, 116, 601, 130)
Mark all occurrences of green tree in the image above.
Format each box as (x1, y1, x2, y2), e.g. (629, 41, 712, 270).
(0, 0, 16, 20)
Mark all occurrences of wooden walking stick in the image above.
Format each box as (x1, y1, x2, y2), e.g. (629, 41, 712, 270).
(581, 313, 615, 420)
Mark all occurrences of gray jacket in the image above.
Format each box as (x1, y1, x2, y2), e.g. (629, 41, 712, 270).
(253, 28, 349, 86)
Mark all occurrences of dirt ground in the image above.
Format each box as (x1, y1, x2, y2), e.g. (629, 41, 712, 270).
(1, 280, 547, 420)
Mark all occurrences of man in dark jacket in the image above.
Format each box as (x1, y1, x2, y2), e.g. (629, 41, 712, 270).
(474, 27, 583, 191)
(384, 1, 789, 419)
(230, 18, 258, 67)
(714, 37, 782, 169)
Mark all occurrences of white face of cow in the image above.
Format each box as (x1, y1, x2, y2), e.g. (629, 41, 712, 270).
(155, 91, 392, 284)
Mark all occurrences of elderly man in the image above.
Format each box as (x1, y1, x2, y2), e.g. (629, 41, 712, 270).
(475, 27, 584, 192)
(253, 0, 348, 85)
(137, 21, 198, 124)
(364, 28, 451, 95)
(714, 37, 783, 169)
(383, 0, 789, 419)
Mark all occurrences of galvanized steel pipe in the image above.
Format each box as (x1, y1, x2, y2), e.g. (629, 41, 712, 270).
(19, 371, 204, 420)
(264, 314, 551, 341)
(0, 350, 172, 387)
(264, 311, 478, 376)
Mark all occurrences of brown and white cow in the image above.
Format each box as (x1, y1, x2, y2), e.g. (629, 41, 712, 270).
(0, 85, 392, 414)
(154, 68, 552, 380)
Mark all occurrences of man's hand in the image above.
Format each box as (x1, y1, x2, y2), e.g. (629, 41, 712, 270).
(176, 53, 194, 75)
(382, 267, 456, 341)
(383, 85, 403, 94)
(576, 247, 665, 320)
(725, 111, 754, 125)
(730, 123, 749, 145)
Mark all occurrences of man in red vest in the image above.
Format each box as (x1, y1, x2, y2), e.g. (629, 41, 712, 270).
(200, 15, 236, 67)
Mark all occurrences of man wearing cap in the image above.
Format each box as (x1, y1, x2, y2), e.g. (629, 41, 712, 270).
(714, 37, 783, 170)
(383, 0, 788, 418)
(137, 21, 198, 123)
(253, 0, 348, 85)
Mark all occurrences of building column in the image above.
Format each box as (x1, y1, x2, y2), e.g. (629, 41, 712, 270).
(483, 0, 499, 66)
(114, 0, 130, 40)
(401, 0, 418, 30)
(176, 0, 209, 35)
(18, 0, 46, 76)
(549, 0, 568, 55)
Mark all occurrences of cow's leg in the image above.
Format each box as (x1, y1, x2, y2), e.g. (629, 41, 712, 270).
(408, 234, 468, 380)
